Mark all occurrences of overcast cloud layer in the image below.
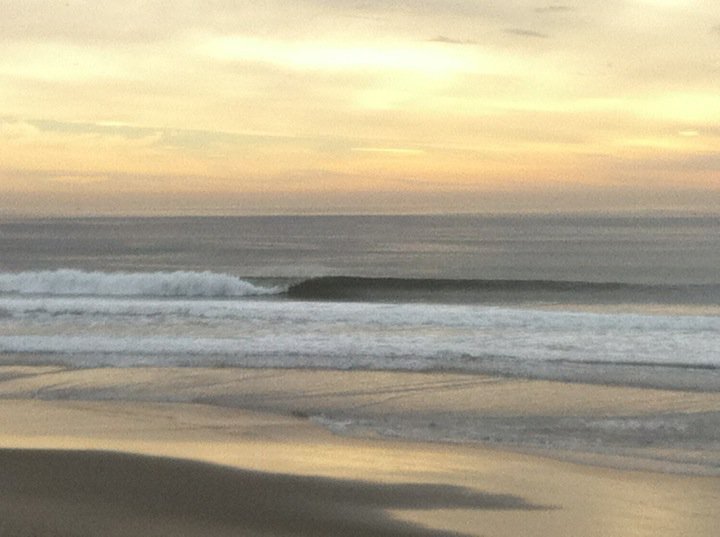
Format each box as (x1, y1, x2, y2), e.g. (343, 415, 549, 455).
(1, 0, 719, 214)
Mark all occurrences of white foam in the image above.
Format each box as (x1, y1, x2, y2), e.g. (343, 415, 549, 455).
(581, 417, 689, 434)
(0, 299, 718, 374)
(0, 269, 282, 297)
(1, 285, 719, 388)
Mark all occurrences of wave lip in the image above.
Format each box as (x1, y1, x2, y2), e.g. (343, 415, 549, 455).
(0, 269, 283, 298)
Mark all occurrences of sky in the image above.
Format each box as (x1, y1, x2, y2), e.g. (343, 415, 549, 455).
(1, 0, 719, 215)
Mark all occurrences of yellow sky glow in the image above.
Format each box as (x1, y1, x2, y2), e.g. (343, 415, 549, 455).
(0, 1, 718, 215)
(202, 36, 496, 76)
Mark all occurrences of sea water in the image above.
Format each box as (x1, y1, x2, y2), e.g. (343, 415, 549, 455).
(1, 214, 719, 470)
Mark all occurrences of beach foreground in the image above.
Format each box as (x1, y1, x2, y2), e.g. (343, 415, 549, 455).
(1, 448, 538, 537)
(1, 394, 720, 537)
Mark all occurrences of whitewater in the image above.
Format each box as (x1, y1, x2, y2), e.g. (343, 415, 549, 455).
(0, 268, 281, 297)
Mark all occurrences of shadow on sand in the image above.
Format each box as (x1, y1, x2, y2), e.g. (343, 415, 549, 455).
(0, 448, 550, 536)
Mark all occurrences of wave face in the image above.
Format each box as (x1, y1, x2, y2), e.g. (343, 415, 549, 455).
(0, 270, 282, 298)
(287, 276, 720, 306)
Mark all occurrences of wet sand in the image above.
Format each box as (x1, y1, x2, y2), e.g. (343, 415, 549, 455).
(3, 365, 720, 473)
(1, 396, 720, 537)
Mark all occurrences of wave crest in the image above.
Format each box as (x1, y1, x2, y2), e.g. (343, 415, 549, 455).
(0, 269, 282, 297)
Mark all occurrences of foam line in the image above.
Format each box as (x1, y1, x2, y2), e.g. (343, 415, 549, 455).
(0, 270, 282, 297)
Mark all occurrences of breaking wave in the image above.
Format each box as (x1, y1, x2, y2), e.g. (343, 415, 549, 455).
(0, 269, 282, 298)
(1, 271, 719, 306)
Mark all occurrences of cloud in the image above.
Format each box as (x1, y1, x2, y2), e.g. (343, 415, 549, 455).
(201, 36, 479, 75)
(535, 5, 574, 14)
(0, 2, 170, 43)
(0, 2, 321, 44)
(312, 1, 518, 19)
(427, 36, 476, 45)
(46, 174, 111, 185)
(504, 28, 550, 39)
(351, 147, 425, 155)
(632, 152, 720, 173)
(0, 119, 41, 139)
(0, 1, 537, 46)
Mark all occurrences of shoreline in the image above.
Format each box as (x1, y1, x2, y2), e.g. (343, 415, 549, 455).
(2, 364, 720, 476)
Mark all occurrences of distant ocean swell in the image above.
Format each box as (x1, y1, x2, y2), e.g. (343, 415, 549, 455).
(1, 270, 719, 305)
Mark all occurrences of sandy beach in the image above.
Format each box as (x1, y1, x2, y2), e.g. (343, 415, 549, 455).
(2, 368, 720, 536)
(3, 447, 534, 537)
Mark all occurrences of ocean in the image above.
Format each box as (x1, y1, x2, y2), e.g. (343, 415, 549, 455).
(1, 214, 719, 471)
